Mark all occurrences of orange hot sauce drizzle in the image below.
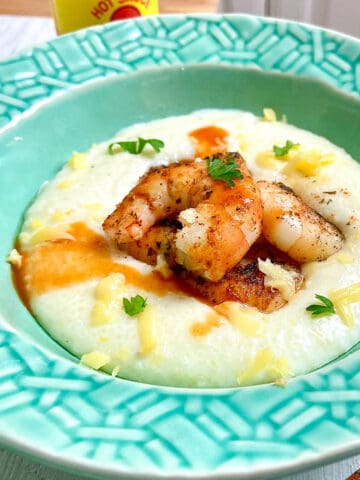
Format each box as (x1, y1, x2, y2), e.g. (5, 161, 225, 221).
(190, 312, 222, 337)
(189, 126, 229, 157)
(13, 222, 190, 310)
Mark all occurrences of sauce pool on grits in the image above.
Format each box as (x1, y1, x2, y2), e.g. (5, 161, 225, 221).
(8, 109, 360, 388)
(13, 222, 200, 310)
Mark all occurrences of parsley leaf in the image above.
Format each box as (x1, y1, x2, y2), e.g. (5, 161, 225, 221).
(306, 294, 335, 317)
(273, 140, 299, 157)
(123, 295, 147, 316)
(108, 137, 164, 155)
(206, 156, 243, 187)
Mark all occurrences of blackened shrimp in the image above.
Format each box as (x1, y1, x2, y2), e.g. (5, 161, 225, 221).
(179, 240, 304, 313)
(103, 153, 263, 281)
(258, 181, 344, 263)
(125, 218, 179, 267)
(127, 232, 304, 313)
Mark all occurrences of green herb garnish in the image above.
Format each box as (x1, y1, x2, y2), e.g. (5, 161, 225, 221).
(206, 156, 243, 187)
(273, 140, 299, 157)
(306, 294, 335, 317)
(108, 137, 164, 155)
(123, 295, 147, 316)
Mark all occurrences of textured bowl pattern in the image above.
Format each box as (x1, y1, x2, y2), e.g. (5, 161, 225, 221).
(1, 14, 360, 479)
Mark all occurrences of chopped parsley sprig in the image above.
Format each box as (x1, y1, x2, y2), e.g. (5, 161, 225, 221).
(206, 156, 243, 188)
(123, 295, 147, 316)
(108, 137, 164, 155)
(273, 139, 299, 157)
(306, 294, 335, 317)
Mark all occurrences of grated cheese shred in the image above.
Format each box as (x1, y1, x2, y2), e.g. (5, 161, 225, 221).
(81, 351, 110, 370)
(214, 301, 262, 336)
(237, 348, 292, 385)
(19, 225, 74, 246)
(68, 151, 87, 170)
(6, 249, 23, 267)
(329, 282, 360, 327)
(262, 108, 277, 122)
(137, 304, 157, 355)
(258, 259, 297, 301)
(91, 273, 125, 326)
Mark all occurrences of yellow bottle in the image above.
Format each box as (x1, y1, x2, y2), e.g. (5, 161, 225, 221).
(51, 0, 159, 34)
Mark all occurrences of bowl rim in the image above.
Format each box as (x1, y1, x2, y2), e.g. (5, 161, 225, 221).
(1, 12, 360, 479)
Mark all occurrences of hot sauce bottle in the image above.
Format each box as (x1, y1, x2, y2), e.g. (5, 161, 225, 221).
(51, 0, 159, 34)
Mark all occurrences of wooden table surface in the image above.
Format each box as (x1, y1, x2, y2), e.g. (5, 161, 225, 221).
(0, 0, 217, 16)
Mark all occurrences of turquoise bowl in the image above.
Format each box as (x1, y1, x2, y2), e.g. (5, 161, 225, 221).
(1, 14, 360, 479)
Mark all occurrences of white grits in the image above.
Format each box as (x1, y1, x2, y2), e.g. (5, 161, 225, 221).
(18, 109, 360, 387)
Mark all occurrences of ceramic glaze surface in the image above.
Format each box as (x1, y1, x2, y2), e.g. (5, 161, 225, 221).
(16, 109, 360, 389)
(1, 14, 360, 129)
(1, 14, 360, 479)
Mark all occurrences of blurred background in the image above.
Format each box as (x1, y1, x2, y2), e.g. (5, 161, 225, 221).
(218, 0, 360, 37)
(0, 0, 359, 36)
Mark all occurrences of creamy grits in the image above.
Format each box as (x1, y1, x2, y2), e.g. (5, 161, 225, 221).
(11, 109, 360, 388)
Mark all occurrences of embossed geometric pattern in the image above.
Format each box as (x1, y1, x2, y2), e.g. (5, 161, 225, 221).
(1, 15, 360, 479)
(2, 327, 360, 477)
(1, 15, 360, 128)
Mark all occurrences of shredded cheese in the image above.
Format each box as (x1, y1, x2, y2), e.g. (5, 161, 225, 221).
(334, 252, 354, 265)
(51, 209, 73, 222)
(262, 108, 277, 122)
(112, 366, 121, 377)
(256, 145, 335, 176)
(19, 225, 74, 246)
(271, 356, 292, 379)
(214, 301, 262, 336)
(68, 152, 87, 170)
(6, 248, 23, 267)
(258, 258, 297, 301)
(256, 150, 280, 169)
(237, 348, 292, 385)
(57, 179, 74, 190)
(29, 218, 44, 231)
(238, 349, 273, 384)
(137, 304, 157, 355)
(91, 273, 125, 326)
(282, 149, 334, 177)
(329, 282, 360, 327)
(81, 351, 110, 370)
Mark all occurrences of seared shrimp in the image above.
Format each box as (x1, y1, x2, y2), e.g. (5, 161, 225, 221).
(103, 153, 263, 281)
(127, 230, 304, 312)
(258, 181, 344, 263)
(180, 239, 304, 313)
(125, 218, 179, 266)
